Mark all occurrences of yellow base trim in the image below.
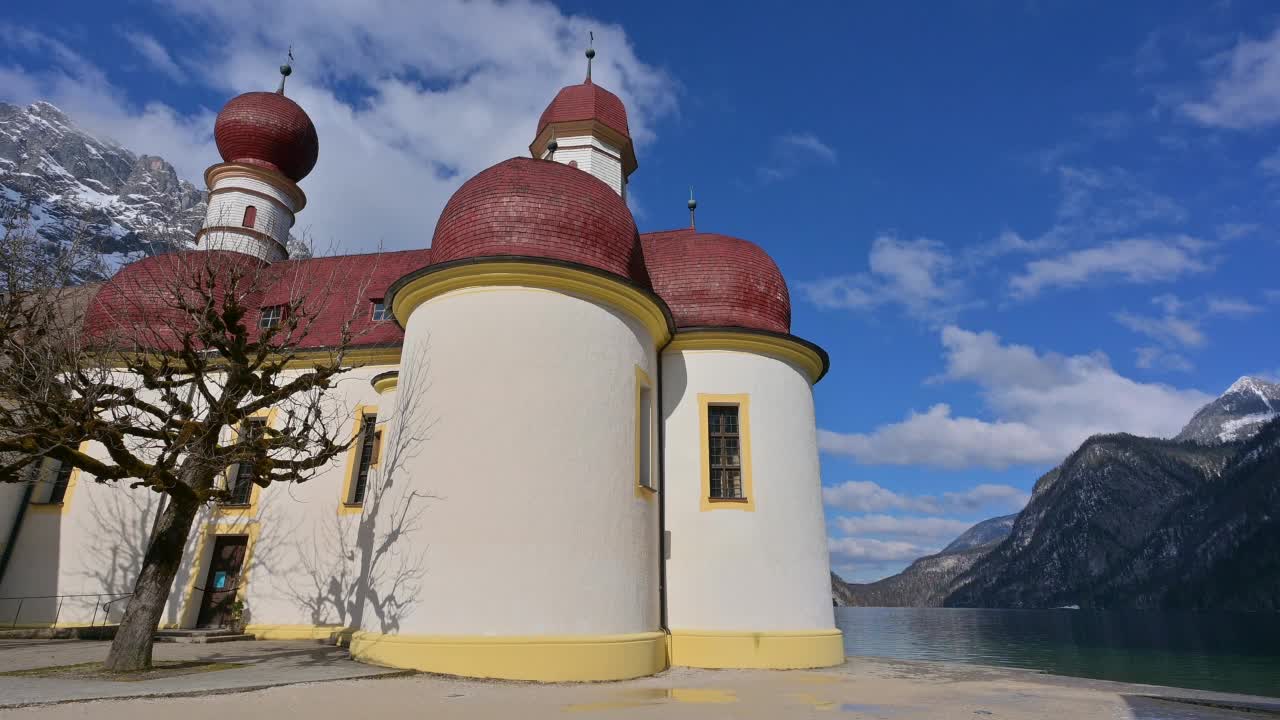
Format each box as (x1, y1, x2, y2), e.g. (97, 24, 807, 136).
(350, 630, 668, 681)
(668, 629, 845, 669)
(666, 330, 825, 384)
(391, 261, 672, 345)
(246, 624, 352, 642)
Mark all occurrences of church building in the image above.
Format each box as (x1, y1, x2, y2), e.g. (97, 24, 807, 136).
(0, 50, 842, 681)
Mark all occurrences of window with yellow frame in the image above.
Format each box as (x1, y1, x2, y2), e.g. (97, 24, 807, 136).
(635, 366, 656, 494)
(339, 406, 383, 513)
(698, 393, 754, 511)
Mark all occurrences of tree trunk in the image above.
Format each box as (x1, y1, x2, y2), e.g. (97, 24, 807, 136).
(103, 495, 200, 672)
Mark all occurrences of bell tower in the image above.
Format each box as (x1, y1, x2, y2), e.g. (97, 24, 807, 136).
(530, 42, 636, 197)
(198, 58, 318, 262)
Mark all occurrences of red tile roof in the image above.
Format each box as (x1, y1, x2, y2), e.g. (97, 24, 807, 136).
(536, 81, 630, 140)
(83, 249, 432, 351)
(640, 229, 791, 335)
(429, 157, 643, 282)
(215, 91, 319, 182)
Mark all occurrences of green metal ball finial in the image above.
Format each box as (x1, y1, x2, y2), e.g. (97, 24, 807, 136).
(586, 47, 596, 60)
(279, 64, 293, 77)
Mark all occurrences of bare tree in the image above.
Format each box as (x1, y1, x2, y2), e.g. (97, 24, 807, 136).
(0, 208, 376, 671)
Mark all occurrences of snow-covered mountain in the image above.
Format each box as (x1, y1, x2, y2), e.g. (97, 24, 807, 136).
(0, 101, 207, 281)
(1175, 376, 1280, 444)
(941, 513, 1017, 554)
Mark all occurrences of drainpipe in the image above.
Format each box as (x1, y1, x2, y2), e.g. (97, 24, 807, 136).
(0, 481, 35, 587)
(656, 335, 672, 636)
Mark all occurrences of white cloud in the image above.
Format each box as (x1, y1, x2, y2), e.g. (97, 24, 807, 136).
(756, 131, 837, 183)
(800, 235, 972, 322)
(120, 30, 185, 83)
(822, 480, 1028, 515)
(1135, 346, 1194, 373)
(1261, 148, 1280, 176)
(1, 3, 677, 252)
(1183, 24, 1280, 129)
(1206, 296, 1263, 315)
(778, 132, 837, 163)
(819, 326, 1213, 469)
(1114, 309, 1206, 348)
(1114, 294, 1266, 370)
(828, 536, 930, 564)
(1009, 236, 1209, 299)
(833, 514, 976, 540)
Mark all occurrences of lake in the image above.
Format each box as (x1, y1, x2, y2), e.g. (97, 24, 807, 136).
(836, 607, 1280, 698)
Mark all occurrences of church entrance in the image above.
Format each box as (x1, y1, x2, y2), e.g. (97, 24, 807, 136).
(196, 535, 247, 628)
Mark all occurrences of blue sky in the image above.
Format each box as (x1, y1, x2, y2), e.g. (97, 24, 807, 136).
(4, 1, 1279, 580)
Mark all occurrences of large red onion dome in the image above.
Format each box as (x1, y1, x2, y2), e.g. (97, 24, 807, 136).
(214, 91, 319, 182)
(640, 229, 791, 334)
(536, 80, 630, 141)
(429, 157, 643, 282)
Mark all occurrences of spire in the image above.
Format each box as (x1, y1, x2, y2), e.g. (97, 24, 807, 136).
(585, 31, 595, 84)
(688, 187, 697, 230)
(276, 46, 294, 95)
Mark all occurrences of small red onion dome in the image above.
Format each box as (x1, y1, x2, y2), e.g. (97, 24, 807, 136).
(536, 81, 630, 141)
(214, 91, 319, 182)
(430, 157, 643, 282)
(641, 229, 791, 334)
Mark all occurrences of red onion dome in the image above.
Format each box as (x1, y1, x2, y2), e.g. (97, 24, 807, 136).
(640, 229, 791, 334)
(214, 91, 319, 182)
(429, 157, 643, 282)
(536, 81, 630, 140)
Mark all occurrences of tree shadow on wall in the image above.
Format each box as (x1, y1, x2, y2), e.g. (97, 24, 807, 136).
(74, 487, 160, 623)
(273, 338, 437, 635)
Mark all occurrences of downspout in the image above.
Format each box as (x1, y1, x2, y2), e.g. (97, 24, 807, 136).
(657, 334, 673, 637)
(0, 481, 36, 587)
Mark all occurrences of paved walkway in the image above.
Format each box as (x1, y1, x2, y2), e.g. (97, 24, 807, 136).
(1, 643, 1277, 718)
(0, 639, 404, 708)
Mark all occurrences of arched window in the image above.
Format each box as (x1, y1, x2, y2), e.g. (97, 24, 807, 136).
(242, 205, 257, 228)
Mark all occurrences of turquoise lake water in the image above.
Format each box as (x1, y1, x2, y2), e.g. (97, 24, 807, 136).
(836, 607, 1280, 698)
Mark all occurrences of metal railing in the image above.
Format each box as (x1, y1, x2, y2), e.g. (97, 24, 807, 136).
(0, 592, 133, 629)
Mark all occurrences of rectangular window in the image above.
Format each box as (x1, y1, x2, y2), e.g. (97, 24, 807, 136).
(638, 384, 654, 490)
(225, 419, 265, 506)
(31, 458, 74, 505)
(258, 305, 284, 329)
(707, 405, 743, 499)
(242, 205, 257, 228)
(350, 413, 378, 505)
(371, 300, 389, 322)
(48, 460, 73, 504)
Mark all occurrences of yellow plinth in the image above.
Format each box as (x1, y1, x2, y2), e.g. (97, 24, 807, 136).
(668, 628, 845, 669)
(349, 630, 668, 681)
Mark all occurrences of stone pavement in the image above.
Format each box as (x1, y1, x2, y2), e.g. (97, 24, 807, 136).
(1, 644, 1277, 718)
(0, 638, 405, 708)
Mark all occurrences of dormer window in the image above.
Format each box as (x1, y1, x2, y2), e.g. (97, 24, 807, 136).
(259, 304, 285, 329)
(371, 300, 389, 322)
(242, 205, 257, 228)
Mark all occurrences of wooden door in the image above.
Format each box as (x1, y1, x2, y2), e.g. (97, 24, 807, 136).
(196, 535, 247, 628)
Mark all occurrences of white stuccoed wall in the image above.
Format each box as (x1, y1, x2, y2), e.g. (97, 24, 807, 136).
(0, 364, 397, 630)
(541, 135, 626, 197)
(372, 286, 660, 637)
(199, 174, 296, 262)
(662, 349, 835, 632)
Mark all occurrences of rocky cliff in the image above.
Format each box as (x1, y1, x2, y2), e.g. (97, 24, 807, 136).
(945, 377, 1280, 610)
(1, 101, 309, 283)
(835, 377, 1280, 610)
